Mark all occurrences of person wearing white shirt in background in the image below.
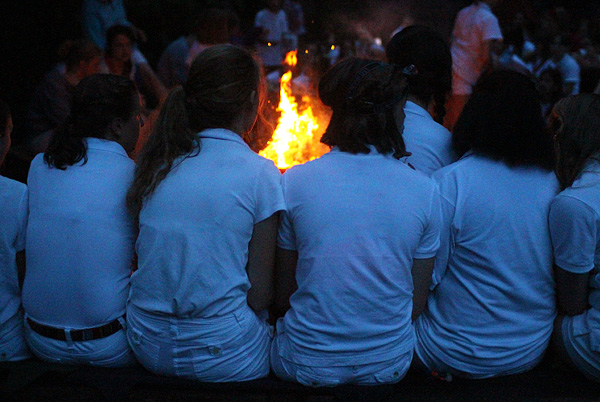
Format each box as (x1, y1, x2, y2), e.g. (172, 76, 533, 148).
(0, 99, 31, 362)
(126, 44, 284, 382)
(22, 74, 142, 367)
(387, 25, 457, 176)
(445, 0, 503, 132)
(255, 0, 290, 74)
(549, 94, 600, 382)
(271, 58, 441, 386)
(415, 70, 559, 379)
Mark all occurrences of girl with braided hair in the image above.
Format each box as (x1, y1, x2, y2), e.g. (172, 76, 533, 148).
(387, 25, 457, 176)
(271, 58, 441, 386)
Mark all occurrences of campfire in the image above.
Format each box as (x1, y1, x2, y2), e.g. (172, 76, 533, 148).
(259, 51, 329, 169)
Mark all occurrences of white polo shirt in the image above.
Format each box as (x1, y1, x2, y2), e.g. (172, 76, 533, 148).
(254, 9, 289, 67)
(401, 101, 456, 176)
(550, 160, 600, 344)
(129, 128, 285, 318)
(23, 138, 136, 328)
(276, 147, 441, 366)
(0, 176, 28, 326)
(416, 154, 559, 375)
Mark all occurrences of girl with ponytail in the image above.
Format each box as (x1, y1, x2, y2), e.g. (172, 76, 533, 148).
(126, 44, 284, 382)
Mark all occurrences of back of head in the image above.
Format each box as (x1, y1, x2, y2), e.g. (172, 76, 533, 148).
(58, 39, 101, 72)
(318, 57, 409, 158)
(44, 74, 139, 170)
(452, 69, 554, 170)
(128, 44, 261, 216)
(185, 44, 261, 132)
(552, 93, 600, 189)
(386, 25, 452, 124)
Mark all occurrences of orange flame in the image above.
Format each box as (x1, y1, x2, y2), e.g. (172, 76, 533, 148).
(259, 51, 328, 169)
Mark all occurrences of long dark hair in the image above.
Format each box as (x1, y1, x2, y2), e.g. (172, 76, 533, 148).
(452, 69, 555, 170)
(318, 58, 409, 158)
(552, 94, 600, 189)
(44, 74, 139, 170)
(127, 44, 263, 218)
(386, 25, 452, 124)
(0, 99, 10, 136)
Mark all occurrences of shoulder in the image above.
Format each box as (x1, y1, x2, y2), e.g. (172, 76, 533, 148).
(0, 175, 27, 196)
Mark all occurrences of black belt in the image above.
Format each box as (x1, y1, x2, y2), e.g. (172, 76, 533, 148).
(26, 317, 124, 342)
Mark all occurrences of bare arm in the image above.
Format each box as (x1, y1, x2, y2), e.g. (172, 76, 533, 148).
(273, 247, 298, 318)
(555, 264, 590, 316)
(412, 257, 434, 320)
(246, 213, 279, 312)
(137, 63, 168, 106)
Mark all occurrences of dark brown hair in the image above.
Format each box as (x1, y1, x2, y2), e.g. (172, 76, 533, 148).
(44, 74, 139, 170)
(452, 69, 554, 170)
(552, 94, 600, 189)
(318, 58, 409, 158)
(386, 25, 452, 125)
(127, 44, 263, 217)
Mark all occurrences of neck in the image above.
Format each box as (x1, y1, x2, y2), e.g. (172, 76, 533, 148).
(106, 57, 126, 76)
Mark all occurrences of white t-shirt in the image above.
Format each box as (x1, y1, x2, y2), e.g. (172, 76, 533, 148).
(254, 9, 289, 67)
(0, 176, 27, 325)
(550, 160, 600, 344)
(23, 138, 136, 328)
(401, 101, 456, 176)
(556, 53, 581, 95)
(451, 2, 503, 94)
(277, 147, 441, 366)
(415, 154, 559, 375)
(130, 128, 285, 318)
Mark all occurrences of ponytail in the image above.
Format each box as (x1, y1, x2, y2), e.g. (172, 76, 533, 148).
(127, 86, 199, 217)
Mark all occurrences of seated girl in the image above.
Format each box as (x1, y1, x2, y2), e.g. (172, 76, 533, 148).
(22, 74, 141, 367)
(0, 99, 31, 361)
(126, 44, 284, 382)
(271, 58, 441, 386)
(414, 70, 559, 379)
(386, 25, 456, 175)
(549, 93, 600, 382)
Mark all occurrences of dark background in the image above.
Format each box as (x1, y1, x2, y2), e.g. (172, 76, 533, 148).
(0, 0, 597, 143)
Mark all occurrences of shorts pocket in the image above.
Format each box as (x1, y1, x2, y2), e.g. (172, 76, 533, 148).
(127, 326, 160, 373)
(373, 359, 409, 384)
(295, 366, 342, 387)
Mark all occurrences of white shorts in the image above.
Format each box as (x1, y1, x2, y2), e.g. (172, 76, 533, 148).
(0, 309, 31, 361)
(24, 314, 135, 367)
(561, 310, 600, 381)
(270, 333, 411, 386)
(126, 303, 272, 382)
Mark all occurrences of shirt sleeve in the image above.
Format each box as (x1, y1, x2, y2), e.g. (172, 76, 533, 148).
(254, 159, 286, 224)
(414, 183, 442, 259)
(277, 172, 296, 250)
(549, 194, 597, 274)
(480, 14, 503, 41)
